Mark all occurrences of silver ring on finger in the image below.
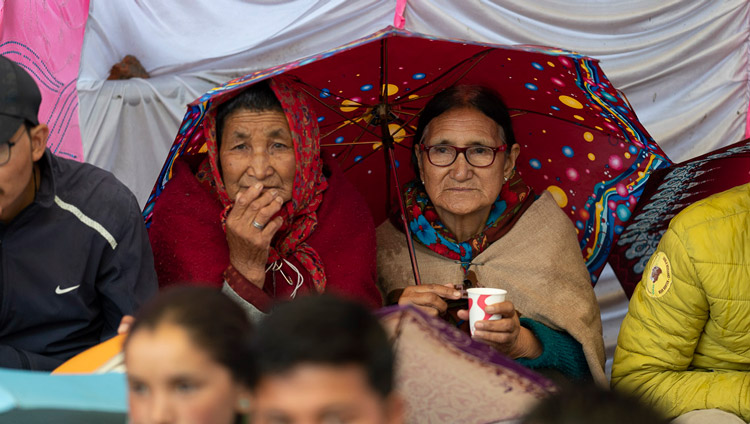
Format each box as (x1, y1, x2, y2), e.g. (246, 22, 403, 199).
(252, 220, 265, 230)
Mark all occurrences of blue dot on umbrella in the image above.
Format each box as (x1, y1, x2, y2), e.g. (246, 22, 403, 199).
(562, 146, 574, 157)
(180, 118, 194, 133)
(616, 204, 631, 221)
(616, 105, 630, 115)
(628, 145, 638, 155)
(354, 155, 363, 162)
(412, 73, 426, 80)
(525, 83, 538, 91)
(394, 160, 400, 168)
(317, 116, 325, 122)
(551, 105, 560, 111)
(360, 84, 374, 91)
(531, 62, 544, 71)
(320, 88, 331, 98)
(615, 225, 624, 234)
(601, 91, 617, 102)
(529, 159, 542, 169)
(335, 136, 344, 144)
(576, 221, 584, 230)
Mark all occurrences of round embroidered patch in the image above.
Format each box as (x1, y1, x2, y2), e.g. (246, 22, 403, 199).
(644, 251, 672, 298)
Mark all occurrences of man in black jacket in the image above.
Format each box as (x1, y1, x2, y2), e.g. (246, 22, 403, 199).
(0, 55, 157, 370)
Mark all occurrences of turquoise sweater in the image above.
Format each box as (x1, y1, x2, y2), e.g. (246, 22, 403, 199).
(516, 317, 591, 381)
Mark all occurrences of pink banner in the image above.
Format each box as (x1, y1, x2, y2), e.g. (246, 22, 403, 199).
(0, 0, 90, 161)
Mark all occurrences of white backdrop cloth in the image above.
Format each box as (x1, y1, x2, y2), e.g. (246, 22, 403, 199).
(77, 0, 750, 378)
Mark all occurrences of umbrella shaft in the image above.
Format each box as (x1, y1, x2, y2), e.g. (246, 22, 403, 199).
(386, 146, 423, 286)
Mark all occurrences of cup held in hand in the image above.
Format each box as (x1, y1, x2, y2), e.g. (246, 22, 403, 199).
(467, 288, 507, 335)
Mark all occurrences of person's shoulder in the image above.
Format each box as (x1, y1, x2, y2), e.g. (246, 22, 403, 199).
(669, 182, 750, 235)
(51, 155, 140, 219)
(525, 190, 575, 230)
(375, 219, 402, 244)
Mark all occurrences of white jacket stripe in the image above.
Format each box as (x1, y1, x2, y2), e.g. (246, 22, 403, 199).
(54, 196, 118, 250)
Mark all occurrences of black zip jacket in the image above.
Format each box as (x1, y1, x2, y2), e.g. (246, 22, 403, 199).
(0, 150, 157, 370)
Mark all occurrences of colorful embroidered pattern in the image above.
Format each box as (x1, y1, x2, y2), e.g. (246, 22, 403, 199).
(404, 172, 534, 274)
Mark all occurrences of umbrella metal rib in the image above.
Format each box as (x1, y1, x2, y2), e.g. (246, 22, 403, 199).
(379, 36, 423, 286)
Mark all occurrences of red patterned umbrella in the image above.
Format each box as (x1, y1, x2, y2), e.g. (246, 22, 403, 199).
(145, 27, 670, 285)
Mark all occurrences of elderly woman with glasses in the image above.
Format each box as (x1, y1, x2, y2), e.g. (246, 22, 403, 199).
(376, 85, 606, 384)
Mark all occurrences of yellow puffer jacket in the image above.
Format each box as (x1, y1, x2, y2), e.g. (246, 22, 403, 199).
(611, 182, 750, 420)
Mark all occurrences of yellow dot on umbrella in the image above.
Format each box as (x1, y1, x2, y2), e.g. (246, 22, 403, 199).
(559, 95, 583, 109)
(542, 129, 547, 133)
(595, 126, 603, 131)
(547, 185, 568, 208)
(624, 152, 631, 159)
(547, 158, 552, 162)
(587, 247, 593, 255)
(408, 94, 419, 100)
(340, 99, 361, 112)
(574, 115, 584, 121)
(507, 57, 511, 60)
(382, 84, 399, 96)
(583, 131, 594, 142)
(389, 123, 406, 142)
(547, 61, 555, 67)
(588, 153, 595, 161)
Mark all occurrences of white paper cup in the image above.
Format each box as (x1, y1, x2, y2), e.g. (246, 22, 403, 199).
(467, 288, 507, 335)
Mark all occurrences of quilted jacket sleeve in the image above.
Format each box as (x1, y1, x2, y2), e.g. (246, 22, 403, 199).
(611, 227, 750, 420)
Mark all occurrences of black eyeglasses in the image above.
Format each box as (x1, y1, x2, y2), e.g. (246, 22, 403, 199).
(0, 130, 23, 166)
(419, 143, 507, 168)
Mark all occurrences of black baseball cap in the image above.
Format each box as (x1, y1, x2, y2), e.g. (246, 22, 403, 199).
(0, 55, 41, 142)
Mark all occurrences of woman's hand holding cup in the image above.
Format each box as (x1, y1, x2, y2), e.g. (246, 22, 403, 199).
(457, 289, 542, 359)
(397, 283, 463, 317)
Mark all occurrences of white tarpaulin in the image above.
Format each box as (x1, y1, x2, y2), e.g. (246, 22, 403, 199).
(76, 0, 750, 377)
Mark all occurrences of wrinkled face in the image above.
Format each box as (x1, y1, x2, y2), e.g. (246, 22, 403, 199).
(251, 364, 402, 424)
(219, 109, 296, 203)
(417, 107, 519, 224)
(125, 323, 250, 424)
(0, 123, 46, 223)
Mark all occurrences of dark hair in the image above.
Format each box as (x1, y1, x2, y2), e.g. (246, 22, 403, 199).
(124, 286, 254, 387)
(411, 85, 516, 179)
(521, 384, 669, 424)
(215, 79, 284, 147)
(248, 295, 395, 398)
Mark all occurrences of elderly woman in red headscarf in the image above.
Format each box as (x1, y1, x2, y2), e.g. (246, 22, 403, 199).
(147, 77, 382, 319)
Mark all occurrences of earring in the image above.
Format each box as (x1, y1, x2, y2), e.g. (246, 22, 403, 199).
(504, 176, 509, 183)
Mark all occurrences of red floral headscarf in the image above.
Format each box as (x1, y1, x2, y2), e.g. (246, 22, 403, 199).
(197, 76, 329, 293)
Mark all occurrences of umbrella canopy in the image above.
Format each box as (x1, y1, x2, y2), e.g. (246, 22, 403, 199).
(377, 305, 554, 423)
(144, 27, 670, 283)
(609, 138, 750, 297)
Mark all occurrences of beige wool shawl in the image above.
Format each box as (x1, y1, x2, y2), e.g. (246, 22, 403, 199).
(377, 191, 607, 385)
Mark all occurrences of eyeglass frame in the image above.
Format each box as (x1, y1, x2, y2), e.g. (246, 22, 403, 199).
(418, 143, 508, 168)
